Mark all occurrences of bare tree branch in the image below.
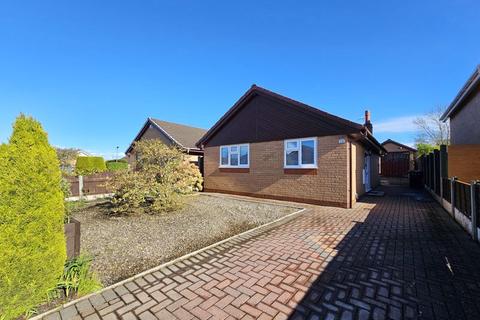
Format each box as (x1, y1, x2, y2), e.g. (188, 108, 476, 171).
(413, 106, 450, 146)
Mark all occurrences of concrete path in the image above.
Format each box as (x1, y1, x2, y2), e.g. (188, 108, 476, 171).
(41, 186, 480, 319)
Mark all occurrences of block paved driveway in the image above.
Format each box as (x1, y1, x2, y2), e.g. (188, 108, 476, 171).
(43, 186, 480, 320)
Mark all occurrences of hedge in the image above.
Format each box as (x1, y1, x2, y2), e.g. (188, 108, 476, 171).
(0, 115, 66, 319)
(75, 156, 107, 176)
(106, 160, 128, 171)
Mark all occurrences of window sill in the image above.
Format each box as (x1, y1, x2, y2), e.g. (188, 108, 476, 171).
(284, 168, 317, 175)
(219, 167, 250, 173)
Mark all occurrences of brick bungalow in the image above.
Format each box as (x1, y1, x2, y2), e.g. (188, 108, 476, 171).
(196, 85, 385, 208)
(440, 65, 480, 182)
(126, 118, 207, 167)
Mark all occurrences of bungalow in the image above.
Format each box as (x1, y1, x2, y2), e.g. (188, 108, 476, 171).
(196, 85, 385, 208)
(126, 118, 207, 167)
(440, 65, 480, 182)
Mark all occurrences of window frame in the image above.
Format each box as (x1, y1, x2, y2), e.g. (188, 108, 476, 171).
(219, 144, 250, 168)
(284, 137, 317, 169)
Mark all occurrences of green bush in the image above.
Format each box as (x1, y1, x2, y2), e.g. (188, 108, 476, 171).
(108, 140, 203, 215)
(75, 156, 107, 176)
(0, 115, 66, 319)
(53, 254, 102, 298)
(105, 160, 128, 171)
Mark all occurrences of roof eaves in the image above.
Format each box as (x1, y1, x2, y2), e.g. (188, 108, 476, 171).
(363, 130, 387, 155)
(196, 86, 257, 147)
(253, 85, 364, 132)
(196, 85, 364, 147)
(125, 118, 185, 154)
(440, 65, 480, 121)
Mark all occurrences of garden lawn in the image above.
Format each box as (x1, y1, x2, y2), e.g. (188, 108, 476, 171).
(72, 193, 300, 286)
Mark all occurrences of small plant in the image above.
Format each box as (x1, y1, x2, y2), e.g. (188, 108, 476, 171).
(54, 255, 102, 298)
(75, 156, 107, 176)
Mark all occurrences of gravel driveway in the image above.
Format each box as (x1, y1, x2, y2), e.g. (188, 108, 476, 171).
(72, 193, 300, 286)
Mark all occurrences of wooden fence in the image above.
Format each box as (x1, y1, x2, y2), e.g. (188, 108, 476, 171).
(381, 152, 411, 177)
(419, 145, 480, 241)
(65, 172, 113, 197)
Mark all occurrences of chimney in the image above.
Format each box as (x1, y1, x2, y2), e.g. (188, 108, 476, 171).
(364, 110, 373, 134)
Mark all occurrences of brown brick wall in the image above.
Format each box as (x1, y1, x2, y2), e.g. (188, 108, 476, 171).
(203, 136, 350, 208)
(448, 144, 480, 182)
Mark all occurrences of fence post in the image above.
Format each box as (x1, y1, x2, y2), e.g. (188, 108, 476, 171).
(472, 181, 478, 241)
(451, 177, 457, 218)
(439, 145, 448, 198)
(433, 150, 439, 194)
(78, 175, 84, 199)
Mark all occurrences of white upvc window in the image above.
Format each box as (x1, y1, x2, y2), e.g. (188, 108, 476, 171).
(284, 137, 317, 168)
(219, 144, 249, 168)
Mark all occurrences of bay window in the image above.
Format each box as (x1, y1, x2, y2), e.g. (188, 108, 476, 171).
(284, 138, 317, 168)
(219, 144, 249, 167)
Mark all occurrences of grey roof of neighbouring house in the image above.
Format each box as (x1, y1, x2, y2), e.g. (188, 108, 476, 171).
(126, 118, 207, 153)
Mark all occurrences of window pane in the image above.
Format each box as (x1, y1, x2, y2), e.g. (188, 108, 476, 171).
(221, 147, 228, 165)
(240, 146, 248, 165)
(286, 150, 299, 165)
(301, 140, 315, 164)
(230, 146, 238, 153)
(230, 152, 239, 166)
(286, 141, 298, 149)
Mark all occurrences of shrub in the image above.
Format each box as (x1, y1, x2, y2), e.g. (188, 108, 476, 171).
(105, 160, 128, 171)
(108, 140, 203, 215)
(0, 115, 66, 319)
(75, 156, 107, 176)
(52, 254, 102, 298)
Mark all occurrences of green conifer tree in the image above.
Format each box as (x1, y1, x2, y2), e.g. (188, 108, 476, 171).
(0, 115, 66, 319)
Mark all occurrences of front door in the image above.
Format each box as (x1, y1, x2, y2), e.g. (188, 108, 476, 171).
(364, 153, 371, 192)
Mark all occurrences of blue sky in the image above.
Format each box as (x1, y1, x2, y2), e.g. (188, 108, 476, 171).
(0, 1, 478, 158)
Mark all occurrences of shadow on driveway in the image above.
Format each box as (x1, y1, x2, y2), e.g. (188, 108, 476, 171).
(289, 186, 480, 320)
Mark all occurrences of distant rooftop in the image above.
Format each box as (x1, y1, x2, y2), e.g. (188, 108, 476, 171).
(150, 118, 207, 149)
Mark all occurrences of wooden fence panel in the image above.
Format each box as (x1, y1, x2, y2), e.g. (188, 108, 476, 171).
(64, 172, 113, 197)
(381, 152, 410, 177)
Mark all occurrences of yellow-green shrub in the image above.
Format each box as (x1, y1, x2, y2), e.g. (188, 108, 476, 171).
(0, 115, 66, 319)
(75, 156, 107, 176)
(108, 140, 203, 214)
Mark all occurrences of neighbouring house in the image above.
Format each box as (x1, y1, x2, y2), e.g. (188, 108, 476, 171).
(380, 139, 417, 177)
(57, 148, 92, 174)
(440, 65, 480, 182)
(126, 118, 207, 167)
(196, 85, 385, 208)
